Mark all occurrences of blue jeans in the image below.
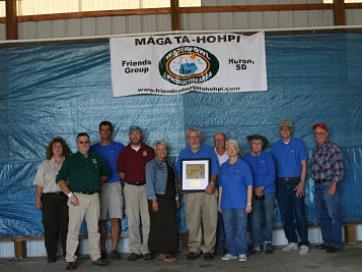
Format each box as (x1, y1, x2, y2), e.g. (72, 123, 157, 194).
(251, 192, 275, 247)
(277, 180, 309, 246)
(215, 212, 225, 251)
(315, 181, 343, 248)
(222, 208, 247, 256)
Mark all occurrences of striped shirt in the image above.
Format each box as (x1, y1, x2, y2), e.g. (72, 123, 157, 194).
(311, 141, 344, 183)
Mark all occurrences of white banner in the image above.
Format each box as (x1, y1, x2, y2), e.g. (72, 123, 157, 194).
(110, 32, 267, 97)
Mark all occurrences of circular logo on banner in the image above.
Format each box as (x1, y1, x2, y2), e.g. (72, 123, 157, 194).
(159, 46, 219, 86)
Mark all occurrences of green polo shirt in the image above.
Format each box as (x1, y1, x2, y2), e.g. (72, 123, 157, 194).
(56, 152, 108, 193)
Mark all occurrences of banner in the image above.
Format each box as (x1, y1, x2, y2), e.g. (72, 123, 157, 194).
(110, 32, 267, 96)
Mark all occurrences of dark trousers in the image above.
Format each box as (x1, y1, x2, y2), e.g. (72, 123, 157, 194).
(41, 193, 69, 258)
(215, 212, 225, 251)
(277, 180, 309, 246)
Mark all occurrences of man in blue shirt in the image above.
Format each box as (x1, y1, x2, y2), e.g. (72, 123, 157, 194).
(271, 120, 309, 255)
(91, 121, 124, 260)
(243, 134, 275, 255)
(213, 132, 228, 256)
(244, 134, 276, 254)
(176, 128, 219, 261)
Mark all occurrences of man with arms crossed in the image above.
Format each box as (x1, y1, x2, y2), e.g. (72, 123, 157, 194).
(91, 121, 124, 259)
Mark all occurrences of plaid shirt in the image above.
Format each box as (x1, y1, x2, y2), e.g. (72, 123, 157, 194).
(311, 141, 344, 183)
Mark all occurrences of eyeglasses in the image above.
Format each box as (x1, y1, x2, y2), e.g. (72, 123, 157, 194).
(78, 141, 90, 144)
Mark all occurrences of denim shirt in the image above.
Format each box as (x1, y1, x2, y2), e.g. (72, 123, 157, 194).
(146, 158, 178, 200)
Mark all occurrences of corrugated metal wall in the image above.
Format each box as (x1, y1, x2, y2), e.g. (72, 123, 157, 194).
(0, 0, 361, 40)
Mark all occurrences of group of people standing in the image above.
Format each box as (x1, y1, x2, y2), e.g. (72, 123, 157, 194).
(33, 119, 344, 270)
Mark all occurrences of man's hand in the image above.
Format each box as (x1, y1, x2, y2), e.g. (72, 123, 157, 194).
(152, 200, 159, 212)
(35, 197, 42, 209)
(245, 205, 252, 214)
(254, 187, 264, 198)
(328, 182, 337, 195)
(295, 181, 305, 198)
(69, 194, 79, 206)
(176, 199, 180, 209)
(205, 181, 215, 194)
(218, 204, 222, 214)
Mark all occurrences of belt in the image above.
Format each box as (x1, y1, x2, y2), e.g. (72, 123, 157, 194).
(125, 181, 145, 186)
(74, 191, 99, 195)
(43, 192, 64, 195)
(278, 177, 300, 183)
(314, 179, 330, 184)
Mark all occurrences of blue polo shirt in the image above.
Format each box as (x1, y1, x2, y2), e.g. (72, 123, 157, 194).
(243, 151, 276, 194)
(176, 145, 219, 177)
(271, 137, 307, 178)
(91, 141, 124, 183)
(219, 158, 253, 209)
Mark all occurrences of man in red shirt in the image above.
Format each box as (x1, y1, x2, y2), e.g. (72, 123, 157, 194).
(117, 126, 155, 261)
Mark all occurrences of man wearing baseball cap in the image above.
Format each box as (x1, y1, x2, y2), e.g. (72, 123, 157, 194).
(271, 120, 310, 255)
(311, 123, 344, 253)
(243, 134, 276, 255)
(117, 126, 155, 261)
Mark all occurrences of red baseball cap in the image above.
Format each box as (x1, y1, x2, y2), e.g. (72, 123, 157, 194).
(313, 123, 329, 132)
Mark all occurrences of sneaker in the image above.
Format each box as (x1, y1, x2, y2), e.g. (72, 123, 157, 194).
(221, 253, 237, 261)
(282, 242, 298, 252)
(263, 242, 273, 254)
(251, 246, 262, 255)
(238, 254, 247, 262)
(298, 245, 309, 255)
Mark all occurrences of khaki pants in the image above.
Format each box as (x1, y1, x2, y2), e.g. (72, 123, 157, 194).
(124, 183, 150, 255)
(184, 191, 218, 253)
(65, 193, 100, 262)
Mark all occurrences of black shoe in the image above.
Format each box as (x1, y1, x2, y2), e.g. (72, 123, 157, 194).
(127, 253, 142, 261)
(101, 250, 107, 259)
(66, 262, 77, 270)
(264, 243, 273, 254)
(92, 258, 108, 266)
(143, 253, 154, 261)
(326, 246, 342, 253)
(204, 253, 214, 260)
(315, 243, 327, 250)
(47, 257, 56, 263)
(215, 248, 225, 256)
(187, 252, 201, 260)
(110, 250, 121, 260)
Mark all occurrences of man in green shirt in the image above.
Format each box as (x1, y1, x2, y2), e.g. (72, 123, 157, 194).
(56, 132, 108, 270)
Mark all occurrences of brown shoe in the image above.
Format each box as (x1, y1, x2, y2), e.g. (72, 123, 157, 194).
(66, 262, 77, 270)
(92, 258, 108, 266)
(163, 255, 176, 263)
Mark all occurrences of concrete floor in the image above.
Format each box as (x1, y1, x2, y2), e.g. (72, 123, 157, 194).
(1, 245, 361, 272)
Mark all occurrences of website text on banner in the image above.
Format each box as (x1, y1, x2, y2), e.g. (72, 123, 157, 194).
(110, 32, 267, 97)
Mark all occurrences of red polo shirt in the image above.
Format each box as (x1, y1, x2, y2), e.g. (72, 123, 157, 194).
(117, 143, 155, 185)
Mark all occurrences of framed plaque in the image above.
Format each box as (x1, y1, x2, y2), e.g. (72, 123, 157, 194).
(181, 158, 210, 192)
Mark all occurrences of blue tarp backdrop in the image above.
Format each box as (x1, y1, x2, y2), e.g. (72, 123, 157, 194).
(0, 32, 361, 237)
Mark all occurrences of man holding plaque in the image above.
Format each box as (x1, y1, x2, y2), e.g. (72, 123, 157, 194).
(176, 128, 219, 261)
